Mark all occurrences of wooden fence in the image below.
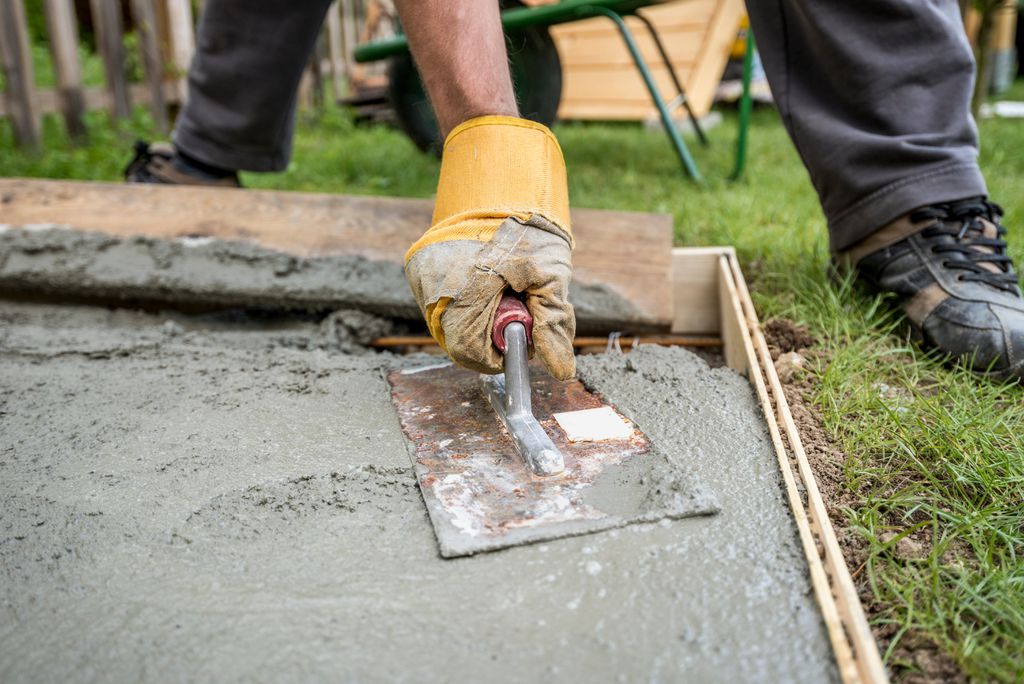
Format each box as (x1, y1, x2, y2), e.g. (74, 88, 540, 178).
(0, 0, 382, 148)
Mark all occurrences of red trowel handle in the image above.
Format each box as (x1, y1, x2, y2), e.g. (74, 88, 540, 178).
(492, 292, 533, 353)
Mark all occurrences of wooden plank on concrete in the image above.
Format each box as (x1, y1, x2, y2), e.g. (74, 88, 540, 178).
(0, 179, 673, 331)
(0, 0, 42, 148)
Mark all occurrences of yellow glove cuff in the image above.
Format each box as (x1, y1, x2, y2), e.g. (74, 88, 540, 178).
(405, 116, 571, 263)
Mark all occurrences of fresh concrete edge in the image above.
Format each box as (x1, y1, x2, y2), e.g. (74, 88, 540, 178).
(686, 247, 889, 684)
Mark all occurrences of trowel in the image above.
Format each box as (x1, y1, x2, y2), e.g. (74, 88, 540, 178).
(480, 294, 566, 477)
(387, 292, 717, 558)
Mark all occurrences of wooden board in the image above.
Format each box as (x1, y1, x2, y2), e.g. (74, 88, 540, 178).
(540, 0, 745, 121)
(672, 247, 888, 683)
(0, 178, 673, 330)
(671, 246, 725, 333)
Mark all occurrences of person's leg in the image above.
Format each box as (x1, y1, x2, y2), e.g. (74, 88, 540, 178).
(747, 0, 1023, 380)
(172, 0, 334, 173)
(747, 0, 985, 251)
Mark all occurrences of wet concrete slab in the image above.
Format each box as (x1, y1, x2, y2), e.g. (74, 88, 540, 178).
(0, 300, 838, 682)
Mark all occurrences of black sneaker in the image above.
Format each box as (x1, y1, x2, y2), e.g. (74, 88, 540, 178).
(845, 197, 1023, 381)
(123, 140, 241, 187)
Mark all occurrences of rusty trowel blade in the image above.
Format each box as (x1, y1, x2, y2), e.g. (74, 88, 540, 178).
(387, 361, 674, 558)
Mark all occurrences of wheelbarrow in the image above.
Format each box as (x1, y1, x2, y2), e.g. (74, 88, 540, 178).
(352, 0, 757, 181)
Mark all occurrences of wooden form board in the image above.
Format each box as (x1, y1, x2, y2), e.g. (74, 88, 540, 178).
(541, 0, 745, 121)
(0, 178, 673, 330)
(673, 247, 889, 684)
(671, 245, 723, 334)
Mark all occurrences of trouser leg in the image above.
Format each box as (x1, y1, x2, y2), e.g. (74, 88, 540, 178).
(173, 0, 334, 172)
(745, 0, 988, 251)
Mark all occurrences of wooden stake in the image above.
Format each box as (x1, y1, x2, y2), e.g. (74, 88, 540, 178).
(326, 0, 346, 100)
(0, 0, 42, 148)
(309, 32, 325, 112)
(90, 0, 131, 120)
(131, 0, 169, 133)
(43, 0, 87, 140)
(341, 0, 361, 84)
(165, 0, 195, 103)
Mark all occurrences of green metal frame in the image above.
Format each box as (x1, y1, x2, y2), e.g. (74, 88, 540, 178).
(731, 30, 755, 181)
(353, 0, 754, 182)
(586, 6, 702, 182)
(352, 0, 655, 62)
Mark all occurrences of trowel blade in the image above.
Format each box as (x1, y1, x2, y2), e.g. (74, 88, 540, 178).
(387, 361, 655, 558)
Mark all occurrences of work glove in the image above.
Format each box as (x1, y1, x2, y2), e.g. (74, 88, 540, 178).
(405, 116, 576, 380)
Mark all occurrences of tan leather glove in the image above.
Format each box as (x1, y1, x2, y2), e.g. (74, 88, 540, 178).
(404, 116, 575, 380)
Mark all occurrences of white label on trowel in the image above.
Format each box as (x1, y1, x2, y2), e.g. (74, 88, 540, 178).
(553, 406, 634, 442)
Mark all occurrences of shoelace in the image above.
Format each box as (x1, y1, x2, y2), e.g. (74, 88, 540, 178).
(123, 140, 162, 179)
(910, 198, 1019, 292)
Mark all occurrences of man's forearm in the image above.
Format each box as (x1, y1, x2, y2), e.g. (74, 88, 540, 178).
(393, 0, 518, 136)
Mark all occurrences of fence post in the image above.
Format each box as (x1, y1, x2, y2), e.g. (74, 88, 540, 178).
(165, 0, 195, 103)
(342, 0, 359, 80)
(43, 0, 88, 140)
(311, 33, 325, 111)
(0, 0, 42, 148)
(326, 1, 346, 101)
(131, 0, 169, 133)
(90, 0, 132, 119)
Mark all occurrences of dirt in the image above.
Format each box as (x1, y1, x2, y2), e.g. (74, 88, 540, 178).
(763, 317, 967, 684)
(764, 318, 818, 353)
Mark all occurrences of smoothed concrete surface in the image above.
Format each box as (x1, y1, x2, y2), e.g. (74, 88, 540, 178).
(0, 301, 838, 683)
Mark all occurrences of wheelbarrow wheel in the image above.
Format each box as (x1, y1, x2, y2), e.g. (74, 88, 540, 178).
(388, 4, 563, 155)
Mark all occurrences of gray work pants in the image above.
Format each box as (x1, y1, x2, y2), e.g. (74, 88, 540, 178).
(173, 0, 988, 251)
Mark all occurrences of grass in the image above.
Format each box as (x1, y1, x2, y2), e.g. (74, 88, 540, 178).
(2, 81, 1023, 682)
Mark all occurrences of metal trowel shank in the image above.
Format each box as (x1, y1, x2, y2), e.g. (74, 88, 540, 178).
(481, 294, 565, 477)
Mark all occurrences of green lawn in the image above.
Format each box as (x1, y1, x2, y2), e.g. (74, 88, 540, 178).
(2, 85, 1023, 682)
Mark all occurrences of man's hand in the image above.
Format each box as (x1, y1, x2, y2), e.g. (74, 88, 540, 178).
(405, 116, 576, 380)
